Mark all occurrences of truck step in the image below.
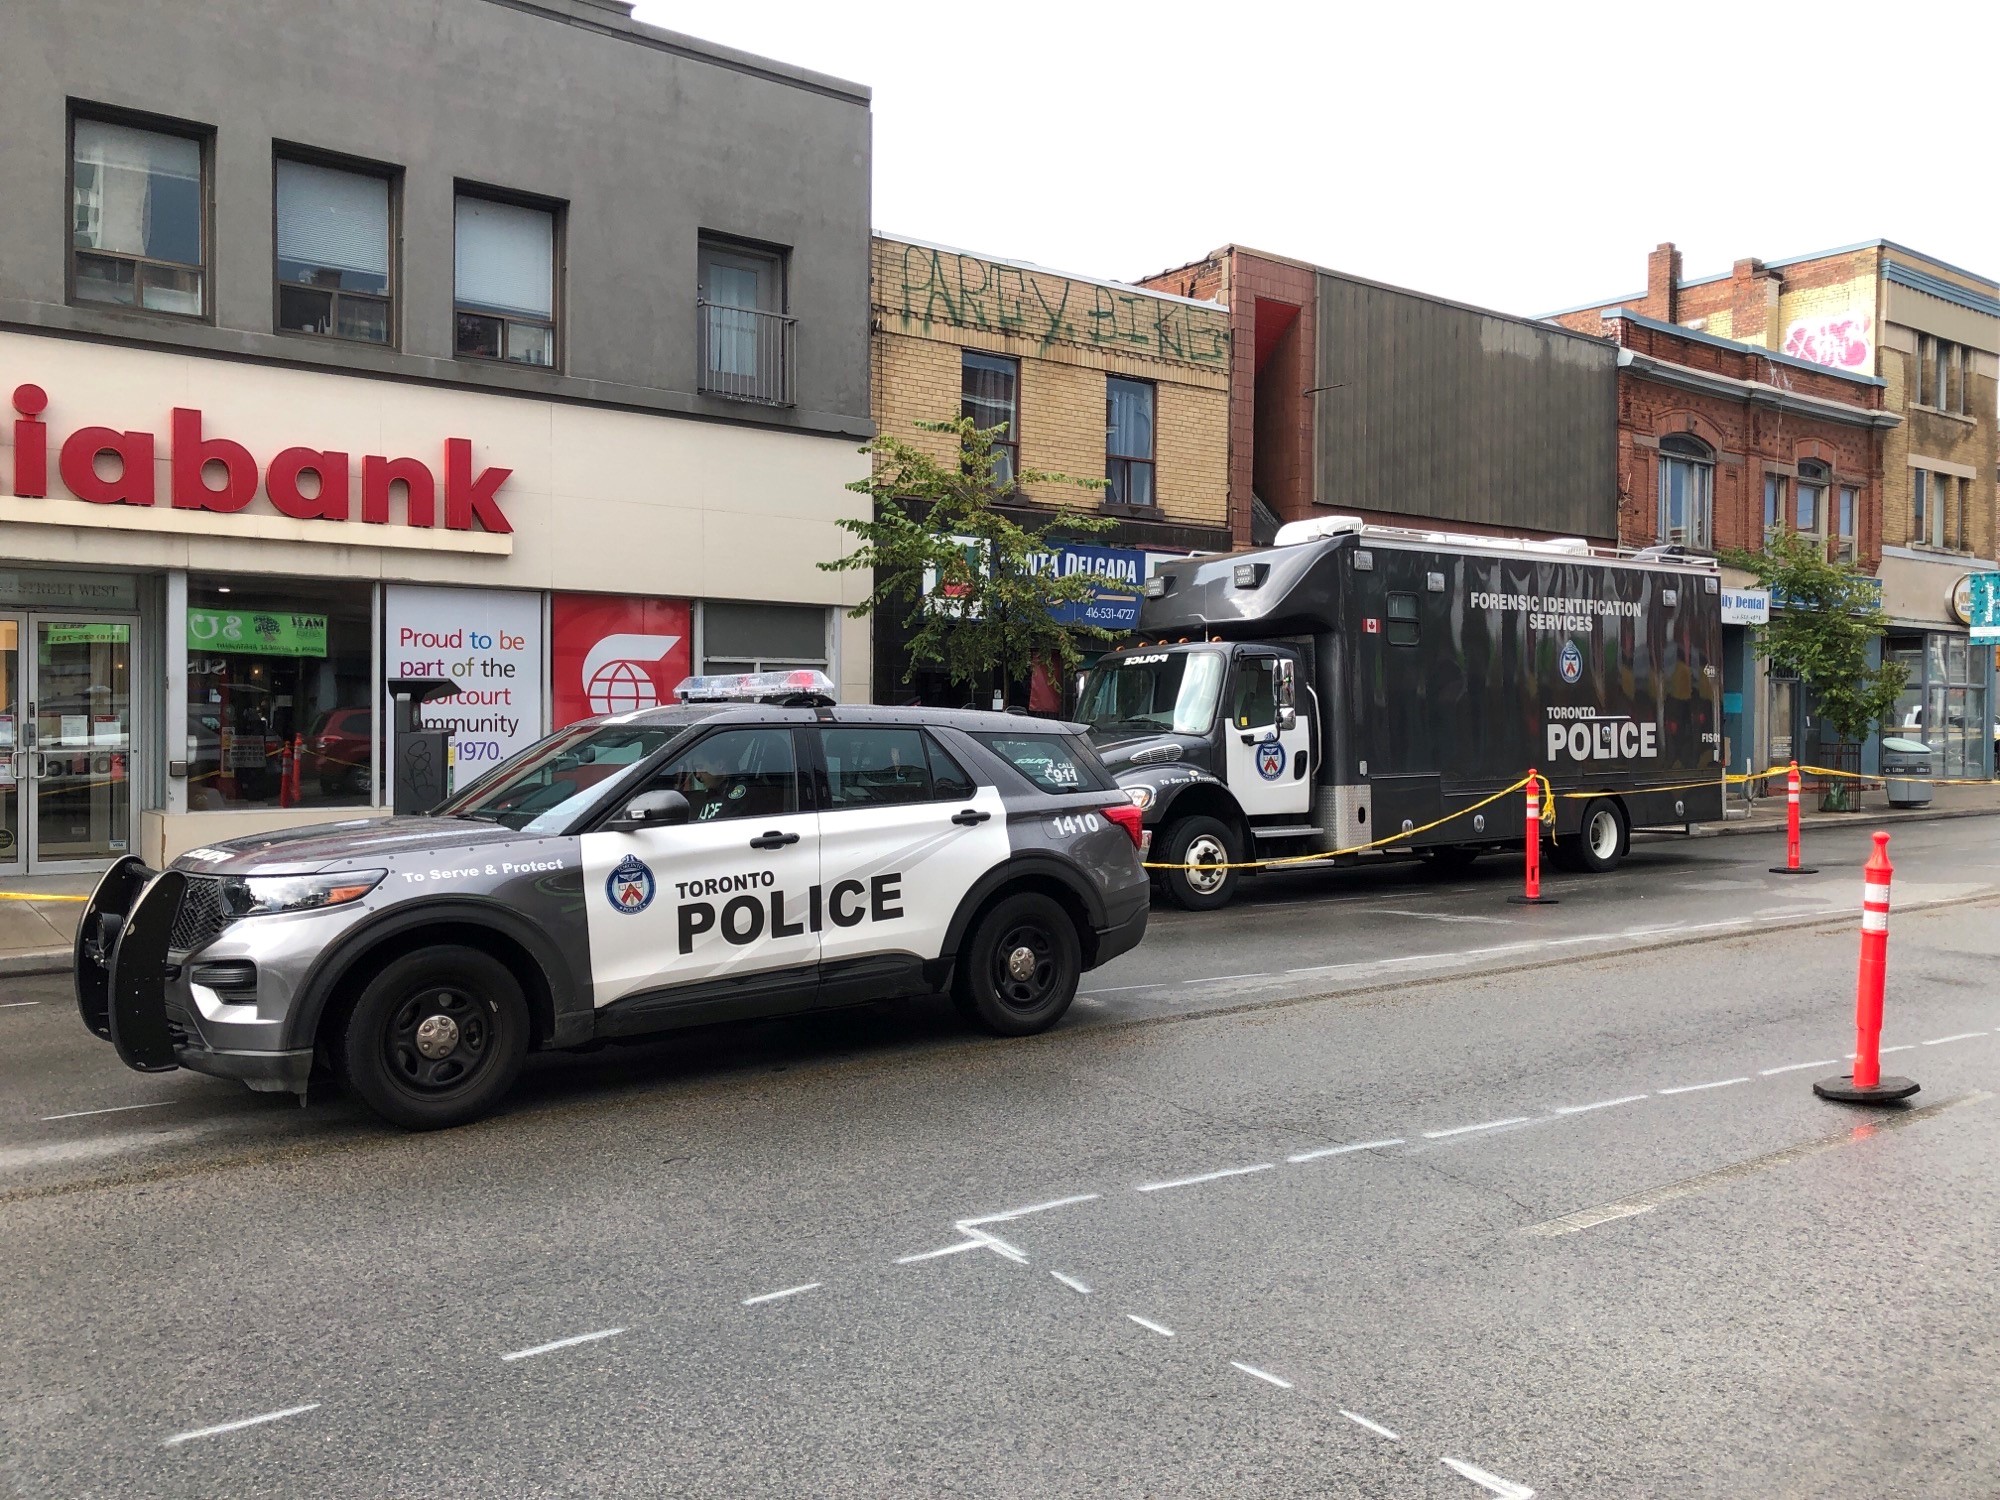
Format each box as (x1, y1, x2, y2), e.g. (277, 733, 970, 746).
(1250, 824, 1324, 841)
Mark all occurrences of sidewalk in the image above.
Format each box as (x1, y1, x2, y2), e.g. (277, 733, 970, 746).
(0, 872, 98, 980)
(1692, 776, 2000, 838)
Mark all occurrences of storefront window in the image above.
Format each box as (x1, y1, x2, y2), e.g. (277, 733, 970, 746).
(1888, 631, 1990, 780)
(185, 579, 374, 810)
(701, 601, 829, 675)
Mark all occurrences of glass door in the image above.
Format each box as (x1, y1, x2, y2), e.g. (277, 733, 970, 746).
(28, 614, 136, 871)
(0, 616, 21, 874)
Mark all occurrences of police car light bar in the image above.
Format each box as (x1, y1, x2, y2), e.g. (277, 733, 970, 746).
(673, 669, 838, 705)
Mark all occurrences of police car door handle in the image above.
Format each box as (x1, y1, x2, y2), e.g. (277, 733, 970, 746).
(748, 830, 800, 849)
(951, 808, 991, 826)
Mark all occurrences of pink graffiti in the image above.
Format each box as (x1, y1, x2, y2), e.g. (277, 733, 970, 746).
(1783, 313, 1873, 370)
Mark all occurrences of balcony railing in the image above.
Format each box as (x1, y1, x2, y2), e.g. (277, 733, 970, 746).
(698, 301, 795, 406)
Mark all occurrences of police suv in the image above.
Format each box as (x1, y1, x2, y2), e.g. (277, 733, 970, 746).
(74, 673, 1150, 1129)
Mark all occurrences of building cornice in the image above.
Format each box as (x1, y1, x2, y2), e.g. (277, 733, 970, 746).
(1616, 349, 1902, 430)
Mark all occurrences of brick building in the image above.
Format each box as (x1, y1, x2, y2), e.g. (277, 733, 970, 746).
(1140, 247, 1618, 548)
(869, 234, 1231, 702)
(1553, 242, 1996, 780)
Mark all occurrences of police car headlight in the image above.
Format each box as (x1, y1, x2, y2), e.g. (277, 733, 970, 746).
(1125, 786, 1155, 811)
(221, 871, 386, 917)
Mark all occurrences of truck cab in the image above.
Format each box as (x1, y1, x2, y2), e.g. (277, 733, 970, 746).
(1077, 640, 1314, 908)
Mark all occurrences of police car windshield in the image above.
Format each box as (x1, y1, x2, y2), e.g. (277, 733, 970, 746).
(1077, 649, 1226, 738)
(440, 722, 677, 833)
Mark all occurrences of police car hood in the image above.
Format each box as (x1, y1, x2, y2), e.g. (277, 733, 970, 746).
(170, 817, 530, 875)
(1089, 730, 1205, 770)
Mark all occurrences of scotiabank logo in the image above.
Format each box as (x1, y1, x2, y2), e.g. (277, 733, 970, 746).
(4, 383, 511, 534)
(552, 593, 693, 726)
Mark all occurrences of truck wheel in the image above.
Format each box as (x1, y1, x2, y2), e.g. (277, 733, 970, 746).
(1422, 845, 1481, 877)
(339, 946, 529, 1130)
(953, 892, 1081, 1037)
(1570, 799, 1629, 874)
(1158, 816, 1241, 911)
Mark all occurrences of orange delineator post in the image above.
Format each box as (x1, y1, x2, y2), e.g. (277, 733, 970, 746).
(1507, 769, 1558, 906)
(1770, 759, 1818, 875)
(1814, 831, 1919, 1105)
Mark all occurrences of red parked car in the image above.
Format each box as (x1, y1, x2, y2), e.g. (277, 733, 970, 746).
(304, 707, 373, 797)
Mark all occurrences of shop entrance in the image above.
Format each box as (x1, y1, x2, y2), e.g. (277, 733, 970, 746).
(0, 613, 139, 873)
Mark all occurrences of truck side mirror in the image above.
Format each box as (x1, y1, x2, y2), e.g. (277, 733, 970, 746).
(1274, 658, 1297, 731)
(605, 788, 691, 833)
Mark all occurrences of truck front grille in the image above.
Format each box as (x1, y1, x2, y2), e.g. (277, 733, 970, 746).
(168, 876, 233, 956)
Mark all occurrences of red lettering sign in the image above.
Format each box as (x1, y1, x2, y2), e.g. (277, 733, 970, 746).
(4, 385, 511, 535)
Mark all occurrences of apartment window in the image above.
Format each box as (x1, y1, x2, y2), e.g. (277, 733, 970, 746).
(70, 115, 205, 316)
(698, 237, 792, 405)
(454, 195, 556, 367)
(1105, 377, 1156, 507)
(961, 352, 1020, 487)
(1657, 433, 1714, 548)
(1836, 485, 1859, 560)
(1916, 334, 1970, 414)
(274, 157, 392, 345)
(1795, 460, 1828, 538)
(1763, 474, 1787, 542)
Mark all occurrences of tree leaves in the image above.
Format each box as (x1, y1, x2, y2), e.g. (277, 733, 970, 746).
(820, 416, 1127, 698)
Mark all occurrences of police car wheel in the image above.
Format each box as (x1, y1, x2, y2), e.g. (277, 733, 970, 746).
(1158, 816, 1240, 911)
(340, 946, 529, 1130)
(953, 892, 1082, 1037)
(1571, 800, 1629, 874)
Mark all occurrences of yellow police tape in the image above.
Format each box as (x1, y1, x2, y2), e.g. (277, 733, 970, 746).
(1143, 759, 1995, 874)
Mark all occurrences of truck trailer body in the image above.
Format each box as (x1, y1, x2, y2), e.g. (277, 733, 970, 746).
(1076, 516, 1726, 907)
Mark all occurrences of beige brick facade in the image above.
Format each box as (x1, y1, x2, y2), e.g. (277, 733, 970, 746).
(870, 236, 1230, 535)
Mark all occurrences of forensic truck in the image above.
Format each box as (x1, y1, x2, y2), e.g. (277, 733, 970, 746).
(1075, 516, 1725, 909)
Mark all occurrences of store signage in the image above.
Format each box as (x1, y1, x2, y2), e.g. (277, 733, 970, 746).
(1030, 543, 1147, 629)
(186, 607, 327, 657)
(386, 586, 545, 769)
(1719, 588, 1771, 625)
(1961, 572, 2000, 642)
(551, 594, 693, 726)
(0, 569, 137, 611)
(42, 622, 130, 646)
(5, 383, 512, 535)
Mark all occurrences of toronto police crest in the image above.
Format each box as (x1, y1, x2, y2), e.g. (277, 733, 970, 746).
(1255, 739, 1287, 781)
(606, 854, 655, 914)
(1558, 639, 1583, 684)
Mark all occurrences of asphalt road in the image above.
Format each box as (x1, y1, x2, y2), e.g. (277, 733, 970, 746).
(3, 817, 1998, 1497)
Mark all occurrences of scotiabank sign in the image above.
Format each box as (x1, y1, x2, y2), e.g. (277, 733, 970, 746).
(3, 382, 511, 534)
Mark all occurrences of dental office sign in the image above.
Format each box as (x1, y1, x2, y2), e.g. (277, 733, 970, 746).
(0, 382, 513, 544)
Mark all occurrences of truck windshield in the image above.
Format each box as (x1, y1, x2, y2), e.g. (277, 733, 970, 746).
(438, 722, 678, 833)
(1077, 649, 1227, 738)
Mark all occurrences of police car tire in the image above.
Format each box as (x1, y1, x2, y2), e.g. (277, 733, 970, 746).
(339, 946, 530, 1130)
(953, 892, 1082, 1037)
(1158, 816, 1240, 911)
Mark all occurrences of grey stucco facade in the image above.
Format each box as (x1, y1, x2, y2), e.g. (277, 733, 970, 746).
(0, 0, 872, 435)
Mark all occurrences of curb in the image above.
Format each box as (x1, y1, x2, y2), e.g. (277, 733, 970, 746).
(1685, 804, 2000, 840)
(0, 949, 72, 979)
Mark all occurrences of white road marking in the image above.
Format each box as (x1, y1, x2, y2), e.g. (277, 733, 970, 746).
(1230, 1360, 1293, 1388)
(895, 1241, 988, 1265)
(1339, 1409, 1401, 1441)
(1423, 1117, 1531, 1139)
(1080, 983, 1163, 995)
(0, 1000, 40, 1009)
(1656, 1077, 1749, 1095)
(41, 1100, 176, 1122)
(961, 1193, 1100, 1226)
(1135, 1163, 1274, 1193)
(956, 1226, 1029, 1264)
(1287, 1137, 1405, 1163)
(1757, 1060, 1839, 1077)
(500, 1327, 625, 1362)
(1877, 1045, 1916, 1055)
(1441, 1456, 1536, 1497)
(1922, 1032, 1987, 1046)
(162, 1403, 320, 1447)
(1126, 1314, 1175, 1337)
(1374, 909, 1514, 925)
(1050, 1271, 1091, 1294)
(1456, 942, 1543, 957)
(1187, 972, 1267, 983)
(1550, 1094, 1649, 1115)
(741, 1283, 820, 1307)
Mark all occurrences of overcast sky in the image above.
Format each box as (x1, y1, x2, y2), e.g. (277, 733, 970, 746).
(635, 0, 1998, 317)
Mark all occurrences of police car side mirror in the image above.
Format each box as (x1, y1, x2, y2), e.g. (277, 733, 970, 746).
(605, 789, 691, 833)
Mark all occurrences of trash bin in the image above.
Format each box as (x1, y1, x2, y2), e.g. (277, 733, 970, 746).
(1880, 735, 1934, 809)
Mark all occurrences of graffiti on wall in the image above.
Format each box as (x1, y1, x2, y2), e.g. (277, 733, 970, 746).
(1782, 312, 1873, 371)
(888, 243, 1228, 364)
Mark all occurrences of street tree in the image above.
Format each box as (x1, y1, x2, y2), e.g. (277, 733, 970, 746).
(1723, 532, 1906, 805)
(822, 416, 1125, 704)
